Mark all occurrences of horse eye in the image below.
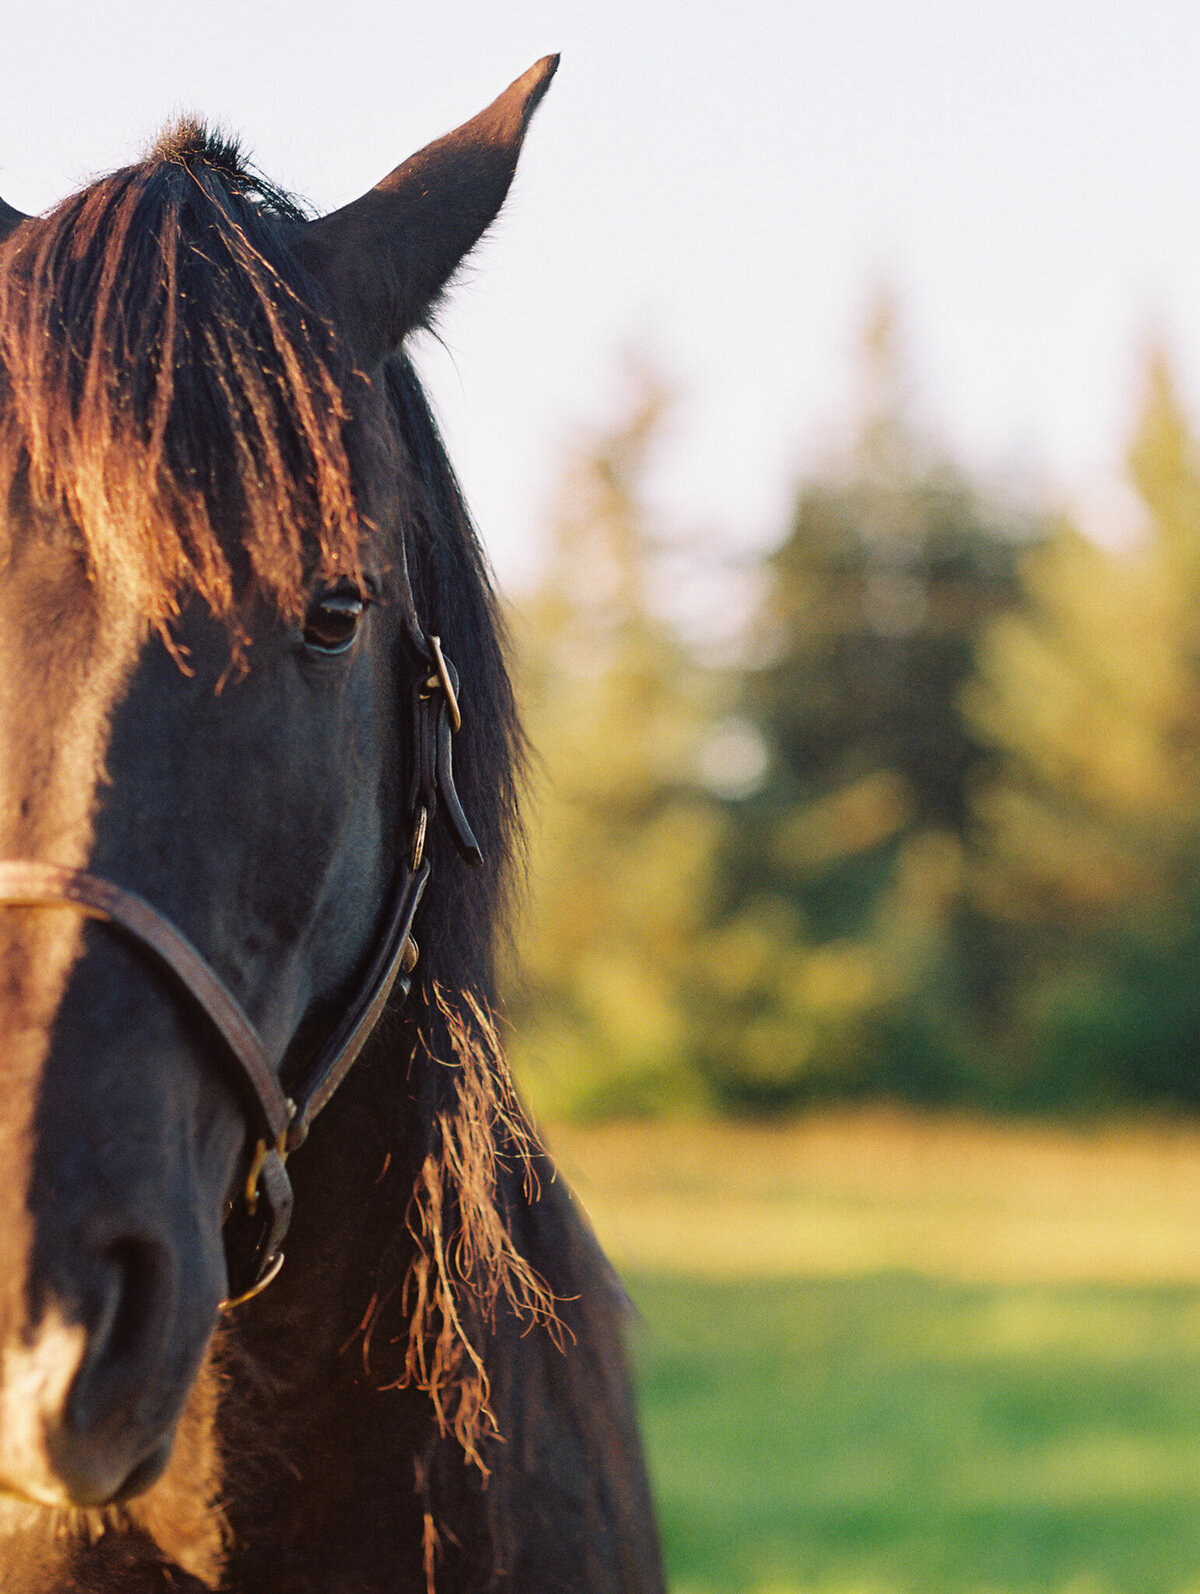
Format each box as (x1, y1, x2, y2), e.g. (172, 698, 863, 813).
(303, 583, 366, 654)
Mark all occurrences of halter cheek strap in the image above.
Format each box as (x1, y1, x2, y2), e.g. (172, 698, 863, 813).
(0, 636, 478, 1309)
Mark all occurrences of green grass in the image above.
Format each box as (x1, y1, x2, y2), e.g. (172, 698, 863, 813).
(626, 1272, 1200, 1594)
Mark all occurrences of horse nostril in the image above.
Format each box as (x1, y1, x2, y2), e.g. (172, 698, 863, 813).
(110, 1435, 173, 1502)
(38, 1231, 179, 1507)
(65, 1231, 173, 1438)
(97, 1238, 164, 1367)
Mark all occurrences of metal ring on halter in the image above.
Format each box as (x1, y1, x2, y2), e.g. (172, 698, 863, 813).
(220, 1251, 285, 1311)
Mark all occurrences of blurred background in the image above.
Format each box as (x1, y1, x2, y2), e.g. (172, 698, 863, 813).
(10, 2, 1200, 1588)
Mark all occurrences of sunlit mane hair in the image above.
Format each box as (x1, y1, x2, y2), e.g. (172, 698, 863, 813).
(0, 121, 366, 633)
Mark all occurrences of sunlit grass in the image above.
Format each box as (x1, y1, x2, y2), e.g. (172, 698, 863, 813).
(629, 1272, 1200, 1594)
(549, 1113, 1200, 1283)
(546, 1116, 1200, 1594)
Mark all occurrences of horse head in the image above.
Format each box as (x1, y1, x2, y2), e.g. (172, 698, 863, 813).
(0, 59, 554, 1521)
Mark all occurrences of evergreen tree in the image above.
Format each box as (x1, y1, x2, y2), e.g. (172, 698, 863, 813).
(702, 295, 1031, 1108)
(966, 352, 1200, 1106)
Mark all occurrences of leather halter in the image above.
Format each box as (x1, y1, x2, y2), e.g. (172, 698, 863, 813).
(0, 634, 480, 1308)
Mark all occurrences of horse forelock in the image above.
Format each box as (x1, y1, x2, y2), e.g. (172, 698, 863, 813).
(0, 124, 367, 641)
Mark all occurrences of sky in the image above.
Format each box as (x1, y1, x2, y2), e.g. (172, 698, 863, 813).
(3, 1, 1200, 588)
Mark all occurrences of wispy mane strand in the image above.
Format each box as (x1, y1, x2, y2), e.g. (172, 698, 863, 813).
(0, 123, 363, 631)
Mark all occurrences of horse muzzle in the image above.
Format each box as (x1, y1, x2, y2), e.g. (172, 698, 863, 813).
(0, 899, 236, 1509)
(0, 1242, 182, 1510)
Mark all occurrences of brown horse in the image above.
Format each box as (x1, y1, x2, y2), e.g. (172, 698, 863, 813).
(0, 59, 664, 1593)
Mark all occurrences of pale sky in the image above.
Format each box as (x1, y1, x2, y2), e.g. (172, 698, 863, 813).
(3, 1, 1199, 586)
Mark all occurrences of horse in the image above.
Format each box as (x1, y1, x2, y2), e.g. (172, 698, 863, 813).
(0, 58, 664, 1593)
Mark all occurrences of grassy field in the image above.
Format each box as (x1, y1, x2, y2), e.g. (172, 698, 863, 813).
(548, 1114, 1200, 1594)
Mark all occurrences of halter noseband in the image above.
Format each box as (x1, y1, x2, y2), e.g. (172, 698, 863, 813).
(0, 635, 480, 1308)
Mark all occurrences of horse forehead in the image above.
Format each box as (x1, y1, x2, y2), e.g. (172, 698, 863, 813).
(0, 533, 148, 861)
(0, 552, 149, 1176)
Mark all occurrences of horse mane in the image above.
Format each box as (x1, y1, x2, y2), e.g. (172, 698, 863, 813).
(0, 122, 366, 641)
(364, 357, 557, 1496)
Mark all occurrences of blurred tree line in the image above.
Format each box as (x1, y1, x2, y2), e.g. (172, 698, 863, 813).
(505, 300, 1200, 1119)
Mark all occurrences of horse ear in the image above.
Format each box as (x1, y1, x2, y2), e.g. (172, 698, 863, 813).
(0, 197, 28, 245)
(293, 55, 558, 368)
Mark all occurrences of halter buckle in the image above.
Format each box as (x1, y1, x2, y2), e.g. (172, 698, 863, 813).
(244, 1100, 296, 1216)
(425, 634, 462, 733)
(410, 805, 428, 872)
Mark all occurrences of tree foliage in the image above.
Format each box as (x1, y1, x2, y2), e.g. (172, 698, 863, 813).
(507, 321, 1200, 1120)
(696, 297, 1030, 1108)
(508, 373, 723, 1116)
(965, 352, 1200, 1107)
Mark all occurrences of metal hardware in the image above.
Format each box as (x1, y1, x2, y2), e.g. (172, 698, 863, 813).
(220, 1250, 285, 1311)
(244, 1140, 269, 1216)
(426, 634, 462, 733)
(244, 1100, 295, 1216)
(410, 805, 428, 872)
